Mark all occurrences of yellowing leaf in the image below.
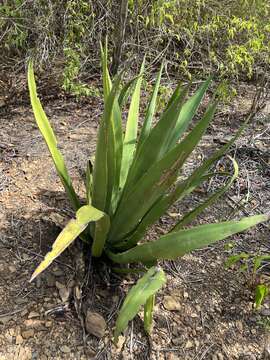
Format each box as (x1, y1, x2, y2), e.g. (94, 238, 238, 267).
(30, 205, 108, 282)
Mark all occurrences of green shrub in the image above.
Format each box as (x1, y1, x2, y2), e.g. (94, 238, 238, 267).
(136, 0, 270, 82)
(27, 42, 268, 340)
(226, 252, 270, 309)
(1, 0, 269, 97)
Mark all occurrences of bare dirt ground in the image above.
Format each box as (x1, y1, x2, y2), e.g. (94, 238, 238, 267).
(0, 85, 269, 360)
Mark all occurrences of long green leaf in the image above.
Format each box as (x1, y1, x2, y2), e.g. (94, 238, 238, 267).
(124, 84, 189, 191)
(92, 74, 122, 212)
(172, 156, 239, 230)
(28, 61, 80, 211)
(137, 63, 164, 149)
(109, 101, 217, 242)
(100, 41, 123, 214)
(122, 119, 250, 246)
(107, 99, 123, 214)
(91, 211, 110, 257)
(108, 215, 269, 264)
(114, 266, 166, 342)
(114, 173, 215, 250)
(100, 38, 112, 101)
(167, 76, 212, 148)
(144, 294, 155, 334)
(118, 74, 142, 109)
(119, 59, 145, 189)
(30, 205, 108, 281)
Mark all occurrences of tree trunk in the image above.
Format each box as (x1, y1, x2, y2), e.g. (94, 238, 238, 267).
(111, 0, 129, 75)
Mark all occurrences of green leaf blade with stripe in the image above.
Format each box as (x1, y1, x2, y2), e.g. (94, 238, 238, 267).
(27, 61, 80, 211)
(114, 266, 166, 342)
(108, 215, 269, 264)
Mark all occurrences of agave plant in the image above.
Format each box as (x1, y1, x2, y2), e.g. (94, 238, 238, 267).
(28, 42, 268, 341)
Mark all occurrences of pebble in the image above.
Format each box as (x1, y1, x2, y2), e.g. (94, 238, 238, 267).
(5, 333, 13, 344)
(171, 337, 182, 346)
(85, 311, 106, 338)
(60, 345, 71, 353)
(22, 329, 34, 339)
(115, 335, 125, 350)
(183, 291, 189, 299)
(235, 320, 243, 331)
(28, 311, 39, 319)
(185, 340, 194, 349)
(24, 319, 44, 329)
(166, 354, 178, 360)
(8, 265, 16, 273)
(16, 334, 24, 344)
(59, 287, 70, 302)
(163, 295, 181, 311)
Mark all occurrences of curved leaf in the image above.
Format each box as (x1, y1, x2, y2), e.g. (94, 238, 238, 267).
(172, 156, 239, 230)
(28, 61, 80, 211)
(120, 58, 145, 189)
(114, 266, 166, 342)
(108, 214, 269, 264)
(30, 205, 108, 282)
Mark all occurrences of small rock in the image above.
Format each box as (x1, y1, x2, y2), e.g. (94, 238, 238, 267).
(171, 337, 182, 346)
(166, 354, 178, 360)
(5, 333, 13, 344)
(115, 335, 125, 350)
(16, 334, 24, 344)
(22, 329, 34, 339)
(59, 287, 70, 302)
(185, 340, 194, 349)
(9, 265, 16, 273)
(28, 311, 39, 319)
(183, 291, 189, 299)
(235, 320, 243, 331)
(60, 345, 71, 353)
(24, 319, 44, 329)
(85, 311, 106, 338)
(45, 321, 52, 328)
(9, 328, 15, 336)
(195, 340, 200, 347)
(163, 296, 181, 311)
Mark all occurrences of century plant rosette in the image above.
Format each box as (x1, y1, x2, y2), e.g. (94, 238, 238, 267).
(27, 41, 269, 340)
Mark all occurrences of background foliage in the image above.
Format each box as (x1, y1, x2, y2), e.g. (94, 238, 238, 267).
(0, 0, 269, 96)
